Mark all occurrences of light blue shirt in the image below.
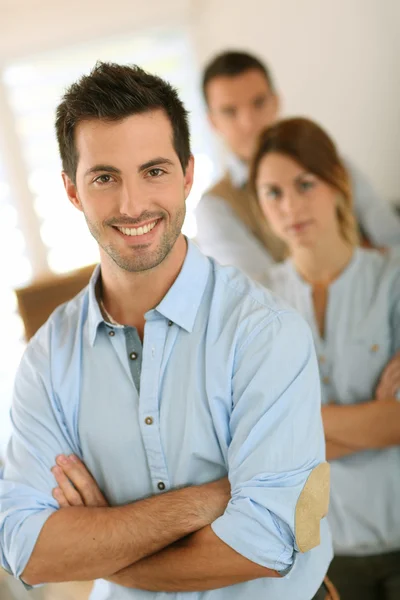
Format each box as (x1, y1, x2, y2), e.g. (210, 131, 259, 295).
(0, 241, 332, 600)
(195, 154, 400, 279)
(266, 248, 400, 556)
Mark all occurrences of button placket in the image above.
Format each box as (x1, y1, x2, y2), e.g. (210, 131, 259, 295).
(139, 318, 170, 493)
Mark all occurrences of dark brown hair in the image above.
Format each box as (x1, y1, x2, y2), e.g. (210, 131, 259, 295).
(202, 51, 275, 104)
(250, 117, 359, 246)
(56, 61, 191, 183)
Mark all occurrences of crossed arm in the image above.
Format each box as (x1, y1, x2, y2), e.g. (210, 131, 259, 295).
(323, 399, 400, 461)
(3, 312, 326, 592)
(50, 456, 277, 591)
(323, 352, 400, 460)
(22, 467, 233, 587)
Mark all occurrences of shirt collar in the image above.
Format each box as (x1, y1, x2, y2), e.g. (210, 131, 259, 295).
(153, 239, 210, 332)
(87, 239, 210, 345)
(285, 248, 361, 291)
(87, 264, 106, 346)
(226, 152, 249, 188)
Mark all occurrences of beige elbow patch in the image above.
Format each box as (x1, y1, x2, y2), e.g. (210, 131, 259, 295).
(295, 462, 330, 553)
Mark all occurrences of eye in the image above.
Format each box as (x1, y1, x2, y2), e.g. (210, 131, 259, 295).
(147, 168, 165, 178)
(254, 96, 267, 109)
(265, 186, 282, 201)
(93, 174, 114, 185)
(299, 179, 315, 192)
(222, 107, 237, 118)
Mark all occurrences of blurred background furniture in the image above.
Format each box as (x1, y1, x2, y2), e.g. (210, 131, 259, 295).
(15, 264, 96, 341)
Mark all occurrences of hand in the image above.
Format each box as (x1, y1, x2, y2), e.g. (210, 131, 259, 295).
(323, 576, 340, 600)
(376, 351, 400, 401)
(51, 454, 109, 508)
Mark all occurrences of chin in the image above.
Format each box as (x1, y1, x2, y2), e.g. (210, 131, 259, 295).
(292, 238, 316, 251)
(235, 144, 255, 163)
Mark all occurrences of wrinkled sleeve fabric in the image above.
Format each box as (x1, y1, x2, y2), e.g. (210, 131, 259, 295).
(0, 337, 74, 581)
(211, 310, 327, 574)
(345, 158, 400, 247)
(195, 194, 275, 279)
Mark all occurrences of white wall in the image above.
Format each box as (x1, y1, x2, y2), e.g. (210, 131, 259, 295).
(192, 0, 400, 201)
(1, 0, 399, 200)
(0, 0, 191, 60)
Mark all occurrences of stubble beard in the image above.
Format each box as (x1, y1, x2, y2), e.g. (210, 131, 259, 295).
(85, 204, 186, 273)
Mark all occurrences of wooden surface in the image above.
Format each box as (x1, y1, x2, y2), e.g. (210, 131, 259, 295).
(15, 264, 96, 340)
(0, 571, 93, 600)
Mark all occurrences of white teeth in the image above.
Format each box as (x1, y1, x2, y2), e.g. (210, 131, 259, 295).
(117, 221, 158, 237)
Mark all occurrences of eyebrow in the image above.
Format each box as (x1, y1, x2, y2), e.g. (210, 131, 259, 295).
(260, 172, 312, 189)
(84, 165, 121, 177)
(219, 104, 236, 113)
(84, 157, 175, 178)
(253, 92, 269, 102)
(138, 157, 174, 172)
(295, 171, 313, 182)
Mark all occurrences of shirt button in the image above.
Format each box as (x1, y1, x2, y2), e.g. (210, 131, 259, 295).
(322, 376, 330, 385)
(129, 352, 138, 360)
(144, 416, 153, 425)
(157, 482, 165, 491)
(168, 320, 173, 327)
(319, 355, 326, 364)
(371, 344, 379, 352)
(108, 330, 115, 337)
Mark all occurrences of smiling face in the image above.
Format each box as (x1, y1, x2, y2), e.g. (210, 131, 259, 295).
(255, 152, 340, 250)
(206, 69, 279, 162)
(63, 110, 194, 273)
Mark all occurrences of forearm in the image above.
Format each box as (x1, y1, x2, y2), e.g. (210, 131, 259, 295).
(22, 486, 213, 586)
(322, 401, 400, 450)
(108, 525, 279, 591)
(325, 439, 360, 460)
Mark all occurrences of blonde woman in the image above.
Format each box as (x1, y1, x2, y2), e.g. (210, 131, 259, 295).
(250, 118, 400, 600)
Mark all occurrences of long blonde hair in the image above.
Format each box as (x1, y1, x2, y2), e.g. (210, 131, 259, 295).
(249, 117, 359, 247)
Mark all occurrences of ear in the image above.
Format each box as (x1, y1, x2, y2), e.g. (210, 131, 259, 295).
(62, 172, 83, 213)
(183, 155, 195, 199)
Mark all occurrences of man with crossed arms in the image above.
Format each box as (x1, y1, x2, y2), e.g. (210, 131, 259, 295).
(0, 62, 332, 599)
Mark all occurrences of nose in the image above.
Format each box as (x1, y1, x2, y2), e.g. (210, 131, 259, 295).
(118, 179, 149, 219)
(237, 108, 258, 135)
(281, 190, 303, 217)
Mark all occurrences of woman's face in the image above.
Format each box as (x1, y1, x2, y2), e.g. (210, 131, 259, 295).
(255, 152, 340, 250)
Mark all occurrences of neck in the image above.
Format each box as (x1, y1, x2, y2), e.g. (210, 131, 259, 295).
(99, 235, 187, 333)
(291, 232, 354, 285)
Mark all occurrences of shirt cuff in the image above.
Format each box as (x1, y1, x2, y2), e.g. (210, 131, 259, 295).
(3, 507, 55, 586)
(211, 509, 295, 574)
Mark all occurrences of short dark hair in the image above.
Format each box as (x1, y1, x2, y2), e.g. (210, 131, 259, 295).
(56, 61, 191, 183)
(202, 51, 275, 104)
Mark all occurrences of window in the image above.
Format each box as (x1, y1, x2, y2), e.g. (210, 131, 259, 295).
(0, 159, 30, 455)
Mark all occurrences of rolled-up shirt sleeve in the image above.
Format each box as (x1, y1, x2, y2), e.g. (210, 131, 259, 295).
(0, 338, 76, 581)
(211, 310, 329, 574)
